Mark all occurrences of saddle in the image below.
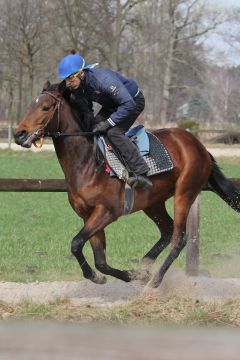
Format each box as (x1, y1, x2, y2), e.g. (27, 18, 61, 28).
(96, 125, 174, 181)
(97, 125, 174, 181)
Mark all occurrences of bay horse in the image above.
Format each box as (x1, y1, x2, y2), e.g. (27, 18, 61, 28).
(14, 82, 240, 288)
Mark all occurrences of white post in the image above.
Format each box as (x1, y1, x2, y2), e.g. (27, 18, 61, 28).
(186, 195, 200, 276)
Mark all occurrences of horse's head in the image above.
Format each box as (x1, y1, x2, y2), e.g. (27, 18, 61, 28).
(14, 81, 63, 148)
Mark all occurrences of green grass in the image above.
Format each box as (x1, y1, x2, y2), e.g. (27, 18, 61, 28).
(0, 149, 239, 282)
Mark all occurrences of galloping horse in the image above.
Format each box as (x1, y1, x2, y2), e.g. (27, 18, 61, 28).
(14, 82, 240, 288)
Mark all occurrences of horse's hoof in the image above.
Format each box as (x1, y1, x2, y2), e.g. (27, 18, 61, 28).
(90, 273, 107, 285)
(139, 269, 152, 285)
(145, 275, 161, 289)
(127, 269, 139, 281)
(143, 285, 160, 297)
(127, 269, 152, 284)
(141, 257, 154, 269)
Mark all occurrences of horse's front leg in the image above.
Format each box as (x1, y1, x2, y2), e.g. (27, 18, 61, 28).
(71, 226, 100, 283)
(89, 230, 138, 283)
(71, 204, 134, 283)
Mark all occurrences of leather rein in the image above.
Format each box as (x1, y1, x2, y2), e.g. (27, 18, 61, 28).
(33, 91, 93, 148)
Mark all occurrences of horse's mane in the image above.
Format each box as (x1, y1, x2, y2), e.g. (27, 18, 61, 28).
(45, 81, 94, 132)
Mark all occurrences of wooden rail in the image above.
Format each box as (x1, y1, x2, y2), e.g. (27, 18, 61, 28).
(0, 178, 239, 276)
(0, 178, 67, 192)
(1, 178, 238, 192)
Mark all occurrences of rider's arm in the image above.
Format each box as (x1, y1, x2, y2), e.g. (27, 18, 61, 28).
(99, 77, 136, 126)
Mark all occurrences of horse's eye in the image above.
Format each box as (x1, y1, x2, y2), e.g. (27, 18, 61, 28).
(42, 106, 51, 112)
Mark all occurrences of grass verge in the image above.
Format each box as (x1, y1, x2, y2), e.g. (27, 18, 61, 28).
(1, 295, 240, 326)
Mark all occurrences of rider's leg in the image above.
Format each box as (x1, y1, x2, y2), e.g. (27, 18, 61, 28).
(107, 93, 152, 189)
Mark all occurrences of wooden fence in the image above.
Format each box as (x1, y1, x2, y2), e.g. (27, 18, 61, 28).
(0, 178, 239, 276)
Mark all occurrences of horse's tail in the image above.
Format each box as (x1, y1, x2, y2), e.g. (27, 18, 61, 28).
(207, 153, 240, 213)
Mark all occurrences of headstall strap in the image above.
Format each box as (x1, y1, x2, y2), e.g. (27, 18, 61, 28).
(41, 91, 61, 134)
(33, 92, 61, 148)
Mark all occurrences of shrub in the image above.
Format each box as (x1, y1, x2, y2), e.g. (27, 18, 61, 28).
(177, 118, 200, 138)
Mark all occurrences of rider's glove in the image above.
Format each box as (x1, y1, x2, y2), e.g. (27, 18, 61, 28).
(92, 121, 111, 134)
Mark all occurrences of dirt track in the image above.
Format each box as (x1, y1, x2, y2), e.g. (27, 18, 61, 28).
(1, 269, 240, 306)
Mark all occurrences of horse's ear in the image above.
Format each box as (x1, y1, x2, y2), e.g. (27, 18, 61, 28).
(42, 81, 51, 92)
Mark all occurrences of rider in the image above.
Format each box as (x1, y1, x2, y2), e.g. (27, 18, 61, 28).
(57, 50, 152, 189)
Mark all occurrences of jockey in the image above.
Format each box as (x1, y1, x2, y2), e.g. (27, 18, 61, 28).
(58, 50, 152, 190)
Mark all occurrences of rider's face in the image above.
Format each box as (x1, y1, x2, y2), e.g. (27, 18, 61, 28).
(66, 71, 83, 89)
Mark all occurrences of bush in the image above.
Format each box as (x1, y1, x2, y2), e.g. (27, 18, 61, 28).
(177, 118, 200, 138)
(210, 132, 240, 145)
(177, 118, 200, 131)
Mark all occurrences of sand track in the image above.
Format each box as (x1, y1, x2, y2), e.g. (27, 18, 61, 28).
(1, 269, 240, 305)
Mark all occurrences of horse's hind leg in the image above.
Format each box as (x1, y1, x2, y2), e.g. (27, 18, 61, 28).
(139, 203, 173, 283)
(90, 230, 138, 282)
(147, 191, 198, 288)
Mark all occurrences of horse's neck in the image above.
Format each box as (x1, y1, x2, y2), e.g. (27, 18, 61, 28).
(53, 102, 95, 186)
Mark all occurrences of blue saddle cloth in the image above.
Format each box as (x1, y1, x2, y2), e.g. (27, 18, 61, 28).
(125, 125, 149, 155)
(97, 125, 174, 180)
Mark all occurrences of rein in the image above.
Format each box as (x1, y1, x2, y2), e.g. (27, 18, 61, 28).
(33, 91, 93, 148)
(45, 131, 93, 138)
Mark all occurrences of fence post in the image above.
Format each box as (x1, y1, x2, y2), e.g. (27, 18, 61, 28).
(186, 195, 200, 276)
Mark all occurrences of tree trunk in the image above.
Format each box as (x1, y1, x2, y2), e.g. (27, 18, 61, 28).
(160, 29, 176, 126)
(17, 63, 23, 124)
(29, 58, 34, 100)
(111, 0, 122, 70)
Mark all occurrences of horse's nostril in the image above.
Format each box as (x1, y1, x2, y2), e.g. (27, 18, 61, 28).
(14, 130, 28, 144)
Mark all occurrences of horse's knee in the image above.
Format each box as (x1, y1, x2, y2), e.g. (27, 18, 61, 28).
(181, 236, 187, 247)
(171, 234, 187, 255)
(71, 236, 85, 256)
(95, 261, 108, 274)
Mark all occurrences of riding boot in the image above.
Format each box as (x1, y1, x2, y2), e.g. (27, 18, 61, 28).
(128, 173, 153, 190)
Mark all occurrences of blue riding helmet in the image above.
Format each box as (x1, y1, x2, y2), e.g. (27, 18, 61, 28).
(58, 53, 98, 79)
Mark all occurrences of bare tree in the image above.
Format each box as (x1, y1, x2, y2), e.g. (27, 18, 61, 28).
(0, 0, 239, 129)
(0, 0, 50, 121)
(55, 0, 143, 71)
(206, 65, 240, 124)
(157, 0, 224, 124)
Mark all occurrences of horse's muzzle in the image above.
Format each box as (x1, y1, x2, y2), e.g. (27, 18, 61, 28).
(14, 130, 35, 148)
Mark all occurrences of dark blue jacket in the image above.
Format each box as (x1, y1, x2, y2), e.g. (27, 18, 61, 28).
(81, 68, 140, 125)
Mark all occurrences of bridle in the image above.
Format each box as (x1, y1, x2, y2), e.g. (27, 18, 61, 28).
(32, 91, 61, 148)
(33, 91, 93, 148)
